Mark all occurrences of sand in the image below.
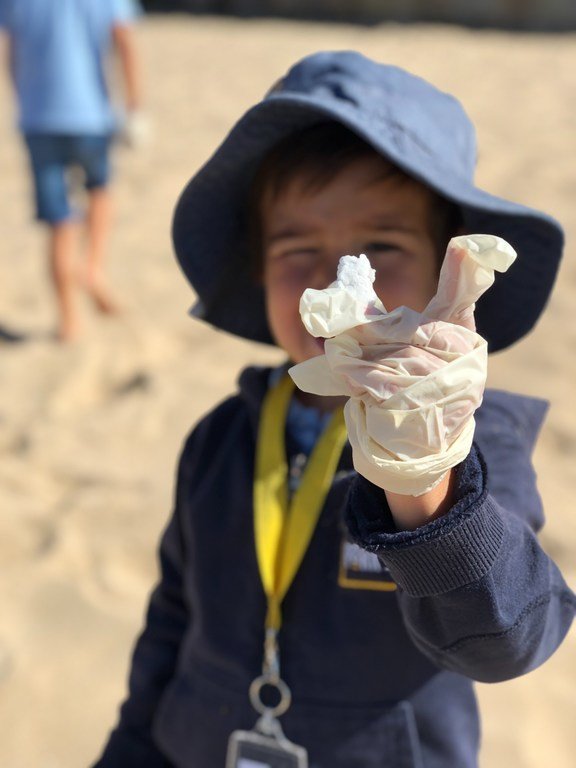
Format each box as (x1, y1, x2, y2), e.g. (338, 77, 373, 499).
(0, 15, 575, 768)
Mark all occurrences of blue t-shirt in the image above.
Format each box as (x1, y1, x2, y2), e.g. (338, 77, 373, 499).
(0, 0, 138, 133)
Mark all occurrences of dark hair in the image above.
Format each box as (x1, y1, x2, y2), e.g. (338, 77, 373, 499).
(246, 122, 462, 277)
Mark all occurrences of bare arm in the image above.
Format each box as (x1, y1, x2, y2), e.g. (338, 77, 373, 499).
(385, 468, 455, 531)
(112, 23, 141, 112)
(1, 30, 15, 92)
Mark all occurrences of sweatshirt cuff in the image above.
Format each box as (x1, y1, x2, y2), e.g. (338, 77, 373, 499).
(344, 444, 505, 597)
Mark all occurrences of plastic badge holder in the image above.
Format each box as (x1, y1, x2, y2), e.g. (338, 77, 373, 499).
(226, 728, 307, 767)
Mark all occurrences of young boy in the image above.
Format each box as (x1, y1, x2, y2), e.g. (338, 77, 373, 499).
(0, 0, 142, 341)
(93, 51, 575, 767)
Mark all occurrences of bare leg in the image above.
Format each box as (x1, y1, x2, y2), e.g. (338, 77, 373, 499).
(48, 220, 79, 342)
(84, 185, 119, 314)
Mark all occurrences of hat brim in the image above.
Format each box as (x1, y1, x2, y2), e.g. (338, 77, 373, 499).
(172, 95, 563, 353)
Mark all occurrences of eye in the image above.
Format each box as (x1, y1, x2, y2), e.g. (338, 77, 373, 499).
(267, 248, 320, 277)
(364, 243, 400, 256)
(271, 247, 318, 261)
(286, 248, 318, 258)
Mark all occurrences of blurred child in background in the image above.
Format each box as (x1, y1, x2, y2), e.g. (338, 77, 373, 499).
(0, 0, 144, 341)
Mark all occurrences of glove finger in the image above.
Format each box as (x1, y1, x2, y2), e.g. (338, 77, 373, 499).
(288, 354, 347, 396)
(422, 234, 516, 329)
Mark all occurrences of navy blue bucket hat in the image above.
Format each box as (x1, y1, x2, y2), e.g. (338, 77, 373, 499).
(172, 50, 563, 352)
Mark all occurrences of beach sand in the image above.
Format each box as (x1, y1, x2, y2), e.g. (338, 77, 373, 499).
(0, 15, 575, 767)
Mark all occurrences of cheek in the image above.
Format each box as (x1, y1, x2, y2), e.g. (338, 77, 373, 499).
(266, 264, 310, 306)
(373, 269, 415, 299)
(373, 263, 438, 311)
(268, 277, 300, 310)
(264, 277, 304, 338)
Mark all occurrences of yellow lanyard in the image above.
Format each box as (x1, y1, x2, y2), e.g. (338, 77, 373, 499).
(254, 374, 348, 634)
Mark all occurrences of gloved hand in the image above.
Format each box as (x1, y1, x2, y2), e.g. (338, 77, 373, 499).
(289, 235, 516, 496)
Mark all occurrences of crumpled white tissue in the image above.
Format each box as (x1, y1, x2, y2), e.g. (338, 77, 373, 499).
(289, 235, 517, 496)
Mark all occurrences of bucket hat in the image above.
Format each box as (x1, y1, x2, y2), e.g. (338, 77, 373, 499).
(172, 50, 563, 353)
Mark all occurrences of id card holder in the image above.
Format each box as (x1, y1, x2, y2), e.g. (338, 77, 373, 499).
(226, 728, 307, 768)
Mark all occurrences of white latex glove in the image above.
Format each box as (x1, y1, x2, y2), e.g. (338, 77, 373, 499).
(289, 235, 517, 496)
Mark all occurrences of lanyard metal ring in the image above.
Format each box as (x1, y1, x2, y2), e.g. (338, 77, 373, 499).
(249, 673, 292, 718)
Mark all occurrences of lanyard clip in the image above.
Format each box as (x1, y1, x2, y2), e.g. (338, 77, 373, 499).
(263, 627, 280, 679)
(249, 621, 292, 718)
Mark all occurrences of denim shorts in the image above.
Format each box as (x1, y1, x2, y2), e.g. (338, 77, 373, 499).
(24, 133, 112, 223)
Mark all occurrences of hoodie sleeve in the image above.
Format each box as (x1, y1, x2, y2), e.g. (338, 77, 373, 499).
(345, 392, 576, 683)
(92, 432, 198, 767)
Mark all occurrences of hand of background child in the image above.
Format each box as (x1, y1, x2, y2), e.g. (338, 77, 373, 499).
(289, 235, 516, 496)
(118, 109, 152, 149)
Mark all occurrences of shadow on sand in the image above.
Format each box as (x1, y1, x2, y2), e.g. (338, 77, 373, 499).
(0, 323, 29, 344)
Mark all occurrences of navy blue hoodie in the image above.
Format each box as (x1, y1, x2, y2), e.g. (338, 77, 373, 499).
(94, 366, 576, 768)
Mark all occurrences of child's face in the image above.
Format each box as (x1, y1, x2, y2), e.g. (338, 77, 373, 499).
(261, 156, 442, 364)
